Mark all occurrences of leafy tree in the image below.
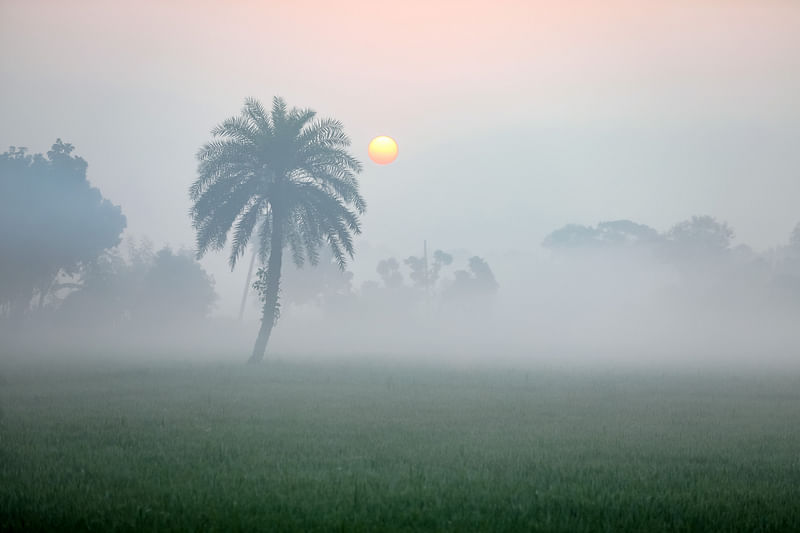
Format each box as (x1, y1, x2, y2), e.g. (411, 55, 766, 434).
(59, 245, 217, 328)
(667, 215, 733, 252)
(431, 250, 454, 285)
(661, 215, 735, 276)
(57, 248, 133, 326)
(443, 256, 499, 307)
(404, 256, 427, 288)
(377, 258, 404, 289)
(190, 97, 365, 363)
(543, 216, 734, 263)
(543, 220, 661, 250)
(596, 220, 661, 246)
(0, 140, 126, 318)
(133, 248, 217, 325)
(542, 223, 600, 249)
(404, 249, 453, 289)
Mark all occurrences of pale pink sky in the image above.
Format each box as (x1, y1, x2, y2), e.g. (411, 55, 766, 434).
(2, 0, 799, 315)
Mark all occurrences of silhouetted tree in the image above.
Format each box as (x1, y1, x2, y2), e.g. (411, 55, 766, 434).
(59, 245, 217, 329)
(542, 223, 601, 249)
(661, 216, 736, 293)
(58, 248, 134, 327)
(404, 249, 453, 289)
(443, 256, 498, 308)
(596, 220, 662, 246)
(190, 97, 365, 363)
(133, 248, 217, 325)
(543, 220, 661, 250)
(431, 250, 454, 286)
(0, 140, 126, 318)
(666, 215, 733, 253)
(377, 258, 404, 289)
(404, 256, 427, 289)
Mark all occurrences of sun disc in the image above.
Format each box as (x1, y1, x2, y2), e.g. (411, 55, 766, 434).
(368, 136, 398, 165)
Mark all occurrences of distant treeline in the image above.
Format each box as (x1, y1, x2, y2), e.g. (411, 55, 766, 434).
(2, 140, 799, 356)
(541, 217, 800, 311)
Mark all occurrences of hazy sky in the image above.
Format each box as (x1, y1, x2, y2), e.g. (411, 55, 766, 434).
(2, 0, 799, 316)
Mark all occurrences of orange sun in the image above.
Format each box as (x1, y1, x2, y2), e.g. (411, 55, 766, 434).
(368, 136, 398, 165)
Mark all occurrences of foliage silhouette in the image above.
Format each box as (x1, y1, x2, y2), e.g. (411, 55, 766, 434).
(443, 256, 499, 310)
(0, 140, 126, 318)
(376, 258, 404, 289)
(60, 244, 216, 328)
(666, 215, 733, 254)
(543, 220, 661, 250)
(404, 249, 453, 289)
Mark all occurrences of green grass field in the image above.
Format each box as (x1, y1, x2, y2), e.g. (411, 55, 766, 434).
(1, 357, 799, 532)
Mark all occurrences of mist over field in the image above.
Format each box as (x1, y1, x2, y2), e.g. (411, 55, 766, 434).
(2, 1, 800, 531)
(3, 211, 799, 369)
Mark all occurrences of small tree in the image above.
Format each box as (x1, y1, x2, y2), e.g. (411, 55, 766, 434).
(377, 258, 404, 289)
(404, 249, 453, 289)
(443, 256, 498, 310)
(134, 248, 217, 325)
(59, 245, 217, 329)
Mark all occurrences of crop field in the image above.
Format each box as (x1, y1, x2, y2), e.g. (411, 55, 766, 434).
(1, 357, 799, 532)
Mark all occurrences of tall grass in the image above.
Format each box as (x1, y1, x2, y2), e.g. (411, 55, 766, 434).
(1, 359, 798, 531)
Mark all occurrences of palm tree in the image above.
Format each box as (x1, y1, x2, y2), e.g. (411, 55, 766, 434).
(190, 97, 366, 363)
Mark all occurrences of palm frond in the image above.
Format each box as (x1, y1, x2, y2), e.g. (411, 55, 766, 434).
(191, 96, 364, 279)
(228, 200, 263, 269)
(190, 169, 258, 225)
(285, 217, 306, 268)
(288, 107, 317, 136)
(271, 96, 288, 129)
(242, 97, 273, 136)
(193, 177, 261, 258)
(299, 205, 322, 266)
(304, 146, 362, 173)
(191, 140, 257, 200)
(296, 164, 366, 214)
(297, 118, 351, 150)
(211, 115, 259, 145)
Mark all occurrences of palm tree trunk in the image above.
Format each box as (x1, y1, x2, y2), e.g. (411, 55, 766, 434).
(248, 225, 283, 364)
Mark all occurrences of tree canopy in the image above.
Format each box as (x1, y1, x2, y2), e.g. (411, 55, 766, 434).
(0, 140, 126, 317)
(542, 220, 662, 250)
(59, 244, 217, 328)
